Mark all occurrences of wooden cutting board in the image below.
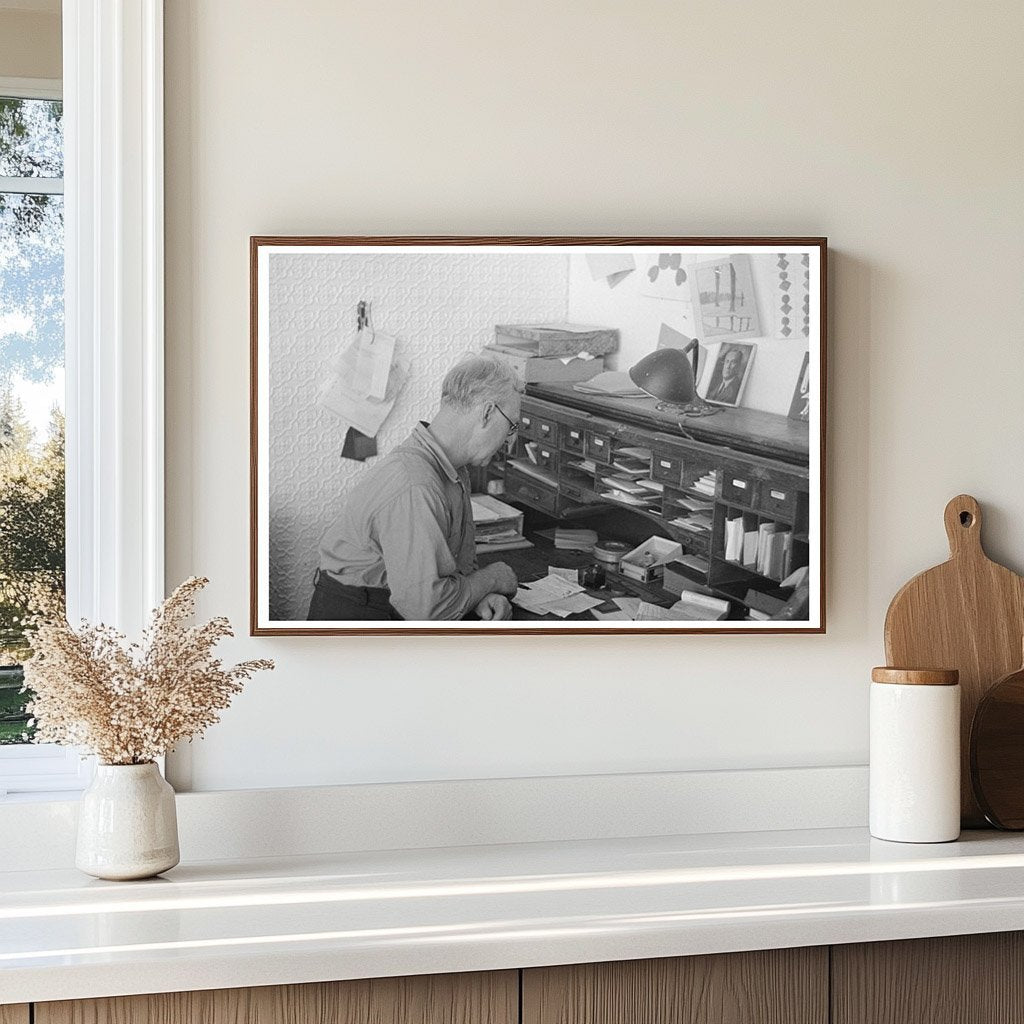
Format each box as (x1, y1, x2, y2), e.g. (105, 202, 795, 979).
(884, 494, 1024, 826)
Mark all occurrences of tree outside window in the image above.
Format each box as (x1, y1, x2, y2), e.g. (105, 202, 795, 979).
(0, 94, 65, 744)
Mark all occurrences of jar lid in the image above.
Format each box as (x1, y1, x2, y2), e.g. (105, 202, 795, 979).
(871, 667, 959, 686)
(594, 540, 631, 563)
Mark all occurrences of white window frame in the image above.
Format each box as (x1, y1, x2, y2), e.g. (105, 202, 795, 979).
(0, 75, 84, 795)
(0, 1, 164, 798)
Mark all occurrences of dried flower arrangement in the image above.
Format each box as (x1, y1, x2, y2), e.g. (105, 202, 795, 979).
(22, 577, 273, 765)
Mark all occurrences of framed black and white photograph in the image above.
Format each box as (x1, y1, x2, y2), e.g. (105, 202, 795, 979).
(700, 342, 756, 408)
(251, 237, 826, 635)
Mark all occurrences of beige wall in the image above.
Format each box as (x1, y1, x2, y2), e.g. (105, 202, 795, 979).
(164, 0, 1024, 791)
(0, 9, 60, 80)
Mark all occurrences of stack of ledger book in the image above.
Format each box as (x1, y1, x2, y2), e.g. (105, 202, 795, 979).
(723, 516, 794, 582)
(472, 495, 532, 553)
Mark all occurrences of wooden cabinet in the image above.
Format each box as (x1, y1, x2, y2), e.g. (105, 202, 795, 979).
(14, 933, 1024, 1023)
(522, 949, 828, 1024)
(832, 932, 1024, 1024)
(34, 971, 518, 1024)
(504, 391, 811, 618)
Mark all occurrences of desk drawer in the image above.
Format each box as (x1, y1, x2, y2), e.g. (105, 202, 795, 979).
(518, 410, 556, 441)
(561, 423, 586, 455)
(758, 474, 802, 522)
(584, 429, 613, 463)
(652, 452, 683, 486)
(505, 465, 558, 515)
(672, 527, 711, 555)
(722, 466, 759, 507)
(558, 478, 600, 504)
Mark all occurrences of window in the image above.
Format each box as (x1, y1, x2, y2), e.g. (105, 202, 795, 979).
(0, 80, 81, 794)
(0, 5, 166, 798)
(0, 88, 66, 737)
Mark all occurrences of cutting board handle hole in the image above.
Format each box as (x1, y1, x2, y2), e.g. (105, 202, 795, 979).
(960, 511, 974, 527)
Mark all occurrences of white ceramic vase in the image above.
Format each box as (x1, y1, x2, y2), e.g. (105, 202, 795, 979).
(76, 762, 180, 880)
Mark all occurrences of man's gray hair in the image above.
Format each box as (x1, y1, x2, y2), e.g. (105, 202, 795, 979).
(440, 354, 523, 411)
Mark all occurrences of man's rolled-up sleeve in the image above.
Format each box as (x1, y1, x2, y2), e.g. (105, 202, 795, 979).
(373, 486, 476, 620)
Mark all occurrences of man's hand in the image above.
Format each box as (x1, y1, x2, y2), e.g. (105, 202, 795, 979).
(484, 561, 518, 597)
(474, 593, 513, 620)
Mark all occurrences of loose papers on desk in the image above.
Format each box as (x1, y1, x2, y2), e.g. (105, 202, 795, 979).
(512, 573, 604, 618)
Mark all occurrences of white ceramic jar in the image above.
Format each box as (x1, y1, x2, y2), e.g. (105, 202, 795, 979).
(870, 667, 961, 843)
(76, 762, 180, 880)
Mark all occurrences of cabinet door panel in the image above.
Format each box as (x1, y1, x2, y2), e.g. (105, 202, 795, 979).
(0, 1007, 29, 1024)
(832, 932, 1024, 1024)
(36, 971, 517, 1024)
(523, 949, 827, 1024)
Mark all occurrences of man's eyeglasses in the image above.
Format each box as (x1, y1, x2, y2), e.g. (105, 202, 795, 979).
(494, 404, 519, 438)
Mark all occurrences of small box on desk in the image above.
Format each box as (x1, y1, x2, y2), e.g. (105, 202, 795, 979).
(492, 322, 619, 358)
(663, 557, 711, 595)
(485, 344, 605, 384)
(619, 537, 683, 583)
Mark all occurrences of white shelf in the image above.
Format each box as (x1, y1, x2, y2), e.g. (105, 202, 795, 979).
(4, 826, 1024, 1004)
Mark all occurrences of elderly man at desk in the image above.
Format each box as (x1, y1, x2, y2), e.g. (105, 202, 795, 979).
(308, 355, 521, 622)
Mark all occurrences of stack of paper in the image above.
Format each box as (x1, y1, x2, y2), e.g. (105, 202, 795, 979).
(600, 476, 650, 494)
(573, 371, 647, 398)
(691, 470, 719, 497)
(603, 489, 660, 508)
(611, 453, 651, 478)
(670, 513, 713, 532)
(672, 495, 713, 513)
(618, 447, 652, 461)
(554, 527, 598, 551)
(636, 479, 664, 494)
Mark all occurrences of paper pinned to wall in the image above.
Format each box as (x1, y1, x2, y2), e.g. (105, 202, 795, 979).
(642, 253, 692, 301)
(320, 358, 410, 437)
(586, 253, 637, 285)
(333, 328, 396, 400)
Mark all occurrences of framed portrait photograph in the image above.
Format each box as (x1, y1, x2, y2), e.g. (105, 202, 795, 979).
(700, 341, 756, 407)
(251, 237, 826, 635)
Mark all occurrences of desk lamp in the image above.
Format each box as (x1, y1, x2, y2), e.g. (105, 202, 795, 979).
(628, 339, 717, 417)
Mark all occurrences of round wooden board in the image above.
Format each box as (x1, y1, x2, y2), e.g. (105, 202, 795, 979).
(971, 663, 1024, 829)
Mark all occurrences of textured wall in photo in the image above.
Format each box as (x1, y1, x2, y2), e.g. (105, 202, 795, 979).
(268, 252, 567, 621)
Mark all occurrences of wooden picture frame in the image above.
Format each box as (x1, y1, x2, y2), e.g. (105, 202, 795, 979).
(251, 237, 827, 635)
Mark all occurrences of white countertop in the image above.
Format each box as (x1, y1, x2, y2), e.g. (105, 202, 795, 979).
(4, 826, 1024, 1005)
